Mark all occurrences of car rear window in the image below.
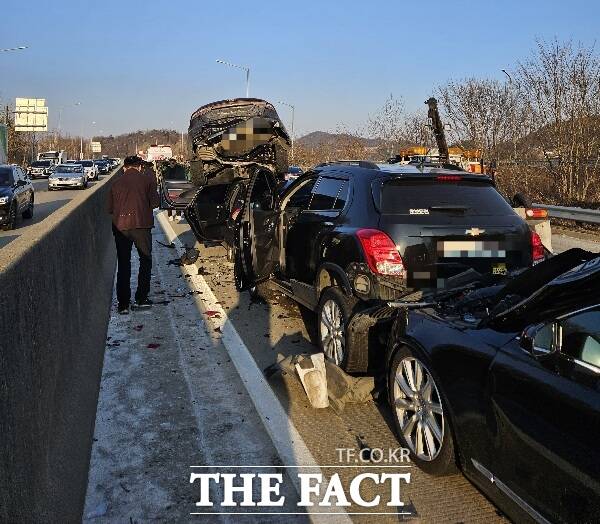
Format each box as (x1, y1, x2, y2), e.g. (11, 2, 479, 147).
(379, 180, 514, 216)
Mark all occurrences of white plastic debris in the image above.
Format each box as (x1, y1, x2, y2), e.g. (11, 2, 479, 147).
(295, 353, 329, 408)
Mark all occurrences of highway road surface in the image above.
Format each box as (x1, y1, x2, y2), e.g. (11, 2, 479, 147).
(85, 214, 599, 522)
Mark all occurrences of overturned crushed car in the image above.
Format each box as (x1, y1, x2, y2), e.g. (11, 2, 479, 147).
(179, 98, 290, 244)
(379, 248, 600, 524)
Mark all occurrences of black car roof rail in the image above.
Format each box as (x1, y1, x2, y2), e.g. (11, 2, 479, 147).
(315, 160, 380, 170)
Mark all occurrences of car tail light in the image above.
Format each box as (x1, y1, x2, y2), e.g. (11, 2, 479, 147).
(436, 175, 463, 182)
(525, 208, 548, 219)
(356, 229, 405, 277)
(531, 230, 545, 262)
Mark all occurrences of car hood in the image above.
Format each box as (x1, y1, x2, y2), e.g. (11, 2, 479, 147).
(485, 249, 600, 331)
(0, 186, 13, 196)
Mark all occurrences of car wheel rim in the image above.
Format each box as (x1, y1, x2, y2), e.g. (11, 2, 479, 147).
(320, 299, 345, 365)
(393, 356, 444, 461)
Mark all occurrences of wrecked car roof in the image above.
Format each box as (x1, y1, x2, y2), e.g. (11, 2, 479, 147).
(190, 98, 279, 121)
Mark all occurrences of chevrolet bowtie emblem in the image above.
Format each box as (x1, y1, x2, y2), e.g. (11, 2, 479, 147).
(466, 227, 485, 236)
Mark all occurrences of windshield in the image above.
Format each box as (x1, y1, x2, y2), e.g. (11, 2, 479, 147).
(31, 161, 51, 167)
(55, 165, 83, 173)
(80, 161, 93, 167)
(380, 180, 515, 217)
(0, 167, 13, 186)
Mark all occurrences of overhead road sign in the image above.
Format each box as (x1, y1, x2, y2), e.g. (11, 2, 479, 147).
(15, 98, 48, 131)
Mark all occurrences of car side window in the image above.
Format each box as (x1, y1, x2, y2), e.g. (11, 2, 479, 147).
(533, 323, 554, 352)
(559, 307, 600, 369)
(309, 177, 348, 211)
(333, 181, 349, 210)
(286, 177, 317, 210)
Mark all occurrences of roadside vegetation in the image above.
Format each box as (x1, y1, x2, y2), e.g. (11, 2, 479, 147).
(2, 38, 597, 206)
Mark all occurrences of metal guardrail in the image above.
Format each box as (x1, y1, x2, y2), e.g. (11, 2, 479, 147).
(533, 203, 600, 225)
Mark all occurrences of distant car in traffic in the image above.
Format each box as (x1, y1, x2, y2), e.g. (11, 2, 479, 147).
(48, 164, 88, 190)
(78, 160, 99, 181)
(385, 248, 600, 524)
(0, 164, 34, 230)
(93, 159, 110, 174)
(27, 160, 54, 179)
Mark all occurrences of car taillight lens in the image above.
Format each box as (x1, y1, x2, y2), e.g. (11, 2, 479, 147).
(525, 208, 548, 219)
(531, 231, 545, 262)
(356, 229, 405, 277)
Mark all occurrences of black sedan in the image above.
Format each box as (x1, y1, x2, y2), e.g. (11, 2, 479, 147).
(385, 248, 600, 523)
(0, 164, 34, 230)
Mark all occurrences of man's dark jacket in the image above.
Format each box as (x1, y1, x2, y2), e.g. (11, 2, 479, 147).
(108, 167, 160, 230)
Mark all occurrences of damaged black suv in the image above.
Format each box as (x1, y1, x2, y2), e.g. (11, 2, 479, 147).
(225, 161, 542, 372)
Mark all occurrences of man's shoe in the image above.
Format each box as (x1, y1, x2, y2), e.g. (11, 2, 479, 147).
(118, 305, 130, 315)
(133, 298, 153, 310)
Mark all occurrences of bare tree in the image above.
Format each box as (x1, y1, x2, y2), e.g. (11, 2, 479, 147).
(399, 109, 435, 149)
(367, 94, 404, 157)
(516, 38, 600, 201)
(437, 78, 525, 162)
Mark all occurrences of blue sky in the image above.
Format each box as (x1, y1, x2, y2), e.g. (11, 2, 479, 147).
(1, 0, 598, 138)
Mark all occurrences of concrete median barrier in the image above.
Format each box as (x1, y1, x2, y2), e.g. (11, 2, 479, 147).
(0, 170, 120, 522)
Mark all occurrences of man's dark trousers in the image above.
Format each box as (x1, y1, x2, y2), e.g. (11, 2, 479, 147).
(112, 224, 152, 307)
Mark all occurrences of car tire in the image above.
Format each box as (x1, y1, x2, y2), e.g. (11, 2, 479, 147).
(388, 345, 457, 476)
(4, 202, 17, 230)
(22, 197, 34, 219)
(316, 286, 360, 370)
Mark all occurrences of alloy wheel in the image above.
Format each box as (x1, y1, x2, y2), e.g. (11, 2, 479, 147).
(393, 356, 444, 461)
(320, 299, 345, 365)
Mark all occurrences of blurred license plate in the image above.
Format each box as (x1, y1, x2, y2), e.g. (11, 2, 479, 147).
(438, 240, 506, 258)
(492, 263, 507, 275)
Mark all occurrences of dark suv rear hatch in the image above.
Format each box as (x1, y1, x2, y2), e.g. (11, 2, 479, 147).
(374, 175, 533, 288)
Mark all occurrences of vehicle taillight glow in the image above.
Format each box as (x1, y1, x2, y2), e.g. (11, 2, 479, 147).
(525, 208, 548, 219)
(531, 230, 545, 262)
(436, 175, 463, 182)
(356, 229, 406, 277)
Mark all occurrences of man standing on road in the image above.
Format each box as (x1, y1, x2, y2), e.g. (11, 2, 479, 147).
(108, 155, 160, 314)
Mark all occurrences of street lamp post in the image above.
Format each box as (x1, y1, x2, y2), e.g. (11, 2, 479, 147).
(74, 102, 83, 159)
(0, 46, 28, 53)
(278, 100, 295, 163)
(216, 59, 250, 97)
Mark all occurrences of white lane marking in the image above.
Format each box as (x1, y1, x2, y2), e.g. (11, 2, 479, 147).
(157, 211, 351, 523)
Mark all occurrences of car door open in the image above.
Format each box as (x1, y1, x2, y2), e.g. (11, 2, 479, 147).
(235, 169, 279, 290)
(157, 161, 197, 210)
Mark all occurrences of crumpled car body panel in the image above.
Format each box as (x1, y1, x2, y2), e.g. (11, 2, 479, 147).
(188, 98, 291, 185)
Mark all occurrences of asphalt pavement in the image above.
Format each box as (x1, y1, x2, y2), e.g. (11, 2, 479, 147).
(0, 175, 109, 251)
(82, 213, 600, 522)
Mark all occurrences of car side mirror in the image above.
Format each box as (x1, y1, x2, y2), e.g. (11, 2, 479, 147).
(519, 323, 559, 358)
